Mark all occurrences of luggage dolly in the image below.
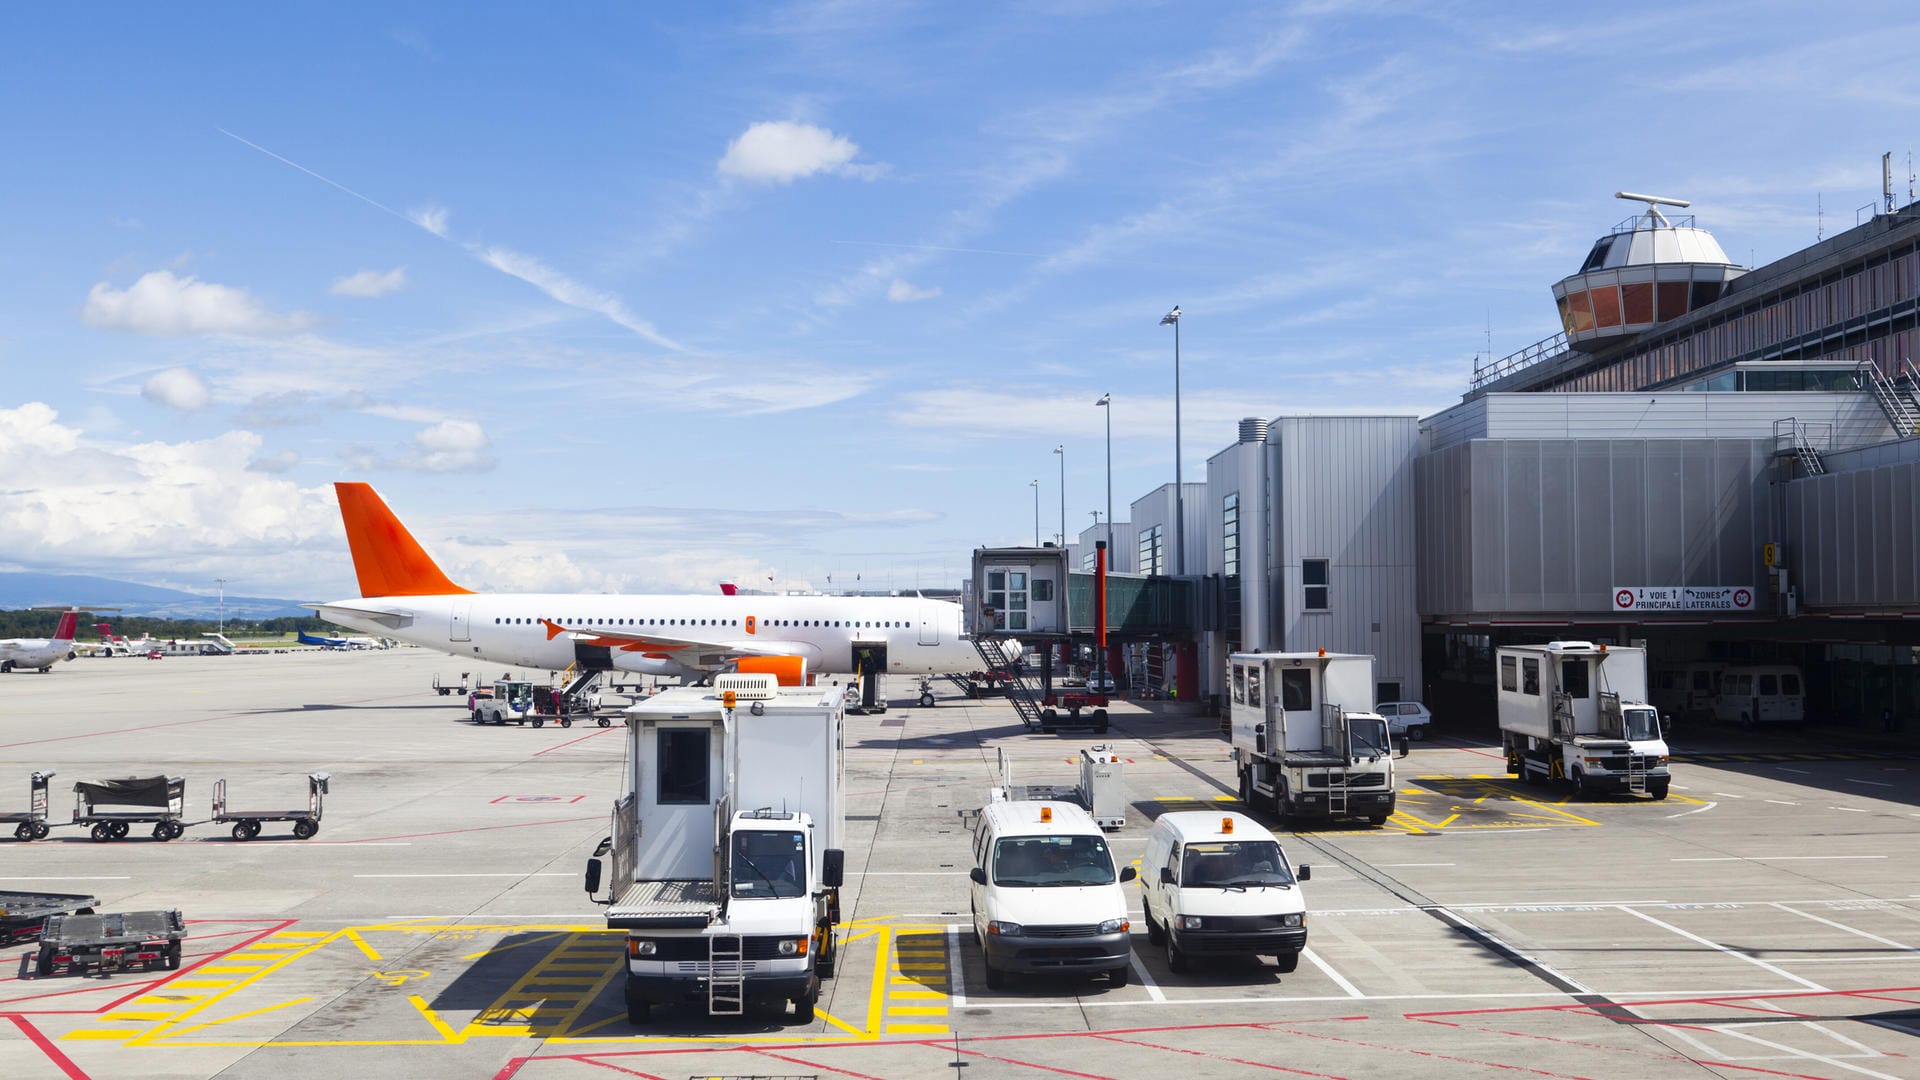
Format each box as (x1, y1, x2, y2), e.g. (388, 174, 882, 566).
(71, 776, 189, 842)
(213, 772, 330, 841)
(34, 909, 187, 977)
(2, 889, 98, 946)
(0, 770, 57, 841)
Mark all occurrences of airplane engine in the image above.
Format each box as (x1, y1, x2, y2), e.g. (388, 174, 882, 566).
(609, 652, 705, 682)
(732, 655, 809, 687)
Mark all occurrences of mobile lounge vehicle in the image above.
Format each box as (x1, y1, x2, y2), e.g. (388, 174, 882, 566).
(1498, 642, 1670, 798)
(1228, 651, 1403, 826)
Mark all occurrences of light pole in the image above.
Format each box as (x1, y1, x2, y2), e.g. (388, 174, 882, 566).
(1053, 445, 1066, 547)
(1030, 479, 1040, 547)
(1160, 306, 1184, 575)
(216, 578, 226, 636)
(1094, 393, 1113, 554)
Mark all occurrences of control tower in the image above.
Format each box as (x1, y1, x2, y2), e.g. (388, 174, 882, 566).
(1552, 192, 1747, 350)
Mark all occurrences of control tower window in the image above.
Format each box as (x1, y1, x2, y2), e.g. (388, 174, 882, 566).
(1580, 237, 1615, 273)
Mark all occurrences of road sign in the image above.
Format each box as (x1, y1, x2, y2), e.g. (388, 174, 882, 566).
(1762, 542, 1777, 567)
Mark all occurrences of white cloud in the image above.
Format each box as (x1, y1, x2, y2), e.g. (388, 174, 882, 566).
(83, 271, 308, 337)
(410, 204, 450, 237)
(717, 121, 877, 184)
(330, 267, 408, 297)
(141, 367, 212, 411)
(248, 448, 300, 473)
(342, 419, 495, 474)
(886, 279, 941, 303)
(474, 245, 684, 351)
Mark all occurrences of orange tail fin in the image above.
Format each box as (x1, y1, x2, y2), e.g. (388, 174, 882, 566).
(334, 482, 472, 597)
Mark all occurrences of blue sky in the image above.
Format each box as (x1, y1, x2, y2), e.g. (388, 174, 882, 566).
(1, 2, 1913, 601)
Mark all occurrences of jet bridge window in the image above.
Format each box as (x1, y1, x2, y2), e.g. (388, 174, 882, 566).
(657, 729, 711, 805)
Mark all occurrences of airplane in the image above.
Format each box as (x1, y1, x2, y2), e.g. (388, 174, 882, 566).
(0, 610, 83, 673)
(296, 631, 384, 650)
(308, 483, 1004, 691)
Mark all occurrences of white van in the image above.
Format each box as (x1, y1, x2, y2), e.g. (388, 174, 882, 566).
(1712, 665, 1806, 727)
(1139, 811, 1309, 973)
(969, 800, 1135, 989)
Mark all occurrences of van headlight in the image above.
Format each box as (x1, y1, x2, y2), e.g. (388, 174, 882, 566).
(777, 938, 800, 956)
(1098, 918, 1129, 933)
(1280, 913, 1303, 928)
(1177, 916, 1205, 930)
(987, 921, 1022, 936)
(629, 939, 656, 957)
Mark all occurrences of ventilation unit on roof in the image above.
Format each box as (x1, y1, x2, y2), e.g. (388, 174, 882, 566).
(714, 673, 779, 700)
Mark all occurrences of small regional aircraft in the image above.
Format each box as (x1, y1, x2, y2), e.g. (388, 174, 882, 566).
(296, 631, 384, 650)
(0, 609, 83, 673)
(308, 483, 1002, 695)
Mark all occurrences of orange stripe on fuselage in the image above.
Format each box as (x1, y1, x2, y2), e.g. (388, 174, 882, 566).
(334, 483, 472, 598)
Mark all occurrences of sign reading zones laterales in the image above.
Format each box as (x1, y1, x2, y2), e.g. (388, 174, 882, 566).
(1611, 586, 1756, 612)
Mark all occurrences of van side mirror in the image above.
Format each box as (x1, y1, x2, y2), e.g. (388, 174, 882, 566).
(1298, 865, 1311, 881)
(584, 858, 603, 896)
(1397, 737, 1410, 759)
(1158, 866, 1175, 885)
(1661, 714, 1672, 738)
(969, 866, 987, 885)
(821, 848, 845, 888)
(1119, 866, 1136, 883)
(593, 836, 613, 858)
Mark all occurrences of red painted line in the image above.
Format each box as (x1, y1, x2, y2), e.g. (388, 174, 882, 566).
(1093, 1033, 1350, 1077)
(575, 1058, 671, 1079)
(750, 1047, 892, 1079)
(532, 726, 620, 757)
(1264, 1026, 1599, 1080)
(953, 1046, 1115, 1079)
(4, 1013, 92, 1079)
(491, 1058, 529, 1080)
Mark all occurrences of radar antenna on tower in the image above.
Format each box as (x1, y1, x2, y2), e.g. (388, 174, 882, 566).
(1615, 191, 1691, 228)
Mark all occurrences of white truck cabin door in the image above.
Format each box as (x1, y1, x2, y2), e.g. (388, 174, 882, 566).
(451, 600, 472, 642)
(918, 605, 940, 646)
(635, 722, 723, 881)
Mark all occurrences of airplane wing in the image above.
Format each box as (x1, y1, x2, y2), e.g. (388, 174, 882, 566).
(539, 620, 813, 664)
(305, 602, 414, 629)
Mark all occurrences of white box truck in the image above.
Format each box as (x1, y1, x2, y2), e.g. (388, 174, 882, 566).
(1227, 652, 1403, 827)
(1498, 642, 1671, 799)
(584, 674, 845, 1025)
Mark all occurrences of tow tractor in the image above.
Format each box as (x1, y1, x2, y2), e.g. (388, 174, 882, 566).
(473, 679, 541, 725)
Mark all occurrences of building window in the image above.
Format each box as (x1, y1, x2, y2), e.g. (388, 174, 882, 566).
(1222, 493, 1239, 577)
(657, 728, 711, 805)
(1138, 524, 1165, 576)
(1302, 559, 1329, 611)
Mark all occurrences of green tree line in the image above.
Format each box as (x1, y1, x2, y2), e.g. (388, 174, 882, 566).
(0, 609, 332, 640)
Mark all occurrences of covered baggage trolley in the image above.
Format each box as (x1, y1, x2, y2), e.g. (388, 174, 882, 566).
(0, 770, 57, 841)
(34, 909, 186, 976)
(214, 772, 330, 840)
(72, 776, 187, 842)
(2, 890, 98, 946)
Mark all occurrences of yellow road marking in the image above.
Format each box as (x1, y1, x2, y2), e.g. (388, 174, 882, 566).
(104, 1012, 174, 1022)
(153, 998, 314, 1039)
(884, 1023, 949, 1034)
(886, 1005, 947, 1016)
(345, 930, 383, 962)
(63, 1030, 141, 1040)
(891, 988, 946, 999)
(408, 996, 460, 1041)
(459, 930, 570, 962)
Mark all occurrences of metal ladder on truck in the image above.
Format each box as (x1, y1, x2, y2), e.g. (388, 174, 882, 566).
(974, 637, 1045, 730)
(1321, 704, 1349, 818)
(707, 934, 745, 1015)
(1598, 691, 1647, 794)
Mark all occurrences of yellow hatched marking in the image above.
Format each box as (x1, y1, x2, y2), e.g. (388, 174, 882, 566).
(884, 1023, 949, 1034)
(63, 1029, 141, 1040)
(461, 932, 623, 1039)
(135, 994, 204, 1004)
(147, 998, 314, 1039)
(892, 988, 946, 999)
(168, 979, 236, 989)
(409, 995, 461, 1041)
(273, 931, 326, 938)
(104, 1012, 174, 1021)
(886, 1005, 948, 1016)
(199, 965, 267, 974)
(344, 929, 382, 961)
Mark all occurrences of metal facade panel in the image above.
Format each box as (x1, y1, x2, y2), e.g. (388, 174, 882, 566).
(1446, 391, 1894, 450)
(1470, 441, 1508, 612)
(1573, 443, 1614, 599)
(1539, 441, 1577, 610)
(1504, 441, 1544, 608)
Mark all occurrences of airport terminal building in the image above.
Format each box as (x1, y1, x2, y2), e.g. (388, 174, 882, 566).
(1072, 193, 1920, 729)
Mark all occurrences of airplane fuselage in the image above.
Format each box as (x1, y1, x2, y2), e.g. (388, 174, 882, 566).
(0, 637, 78, 672)
(315, 592, 981, 678)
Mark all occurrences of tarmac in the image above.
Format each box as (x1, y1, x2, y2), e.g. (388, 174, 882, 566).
(4, 647, 1920, 1079)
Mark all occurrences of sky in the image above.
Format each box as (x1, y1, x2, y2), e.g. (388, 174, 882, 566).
(2, 1, 1915, 602)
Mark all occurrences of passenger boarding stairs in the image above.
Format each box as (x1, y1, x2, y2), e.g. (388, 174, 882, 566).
(1773, 419, 1828, 477)
(973, 637, 1045, 730)
(1855, 359, 1920, 437)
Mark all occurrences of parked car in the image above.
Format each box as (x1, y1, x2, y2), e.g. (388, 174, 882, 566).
(1376, 701, 1431, 740)
(1086, 671, 1117, 693)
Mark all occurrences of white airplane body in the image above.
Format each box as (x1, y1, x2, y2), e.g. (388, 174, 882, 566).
(0, 611, 81, 673)
(310, 483, 993, 683)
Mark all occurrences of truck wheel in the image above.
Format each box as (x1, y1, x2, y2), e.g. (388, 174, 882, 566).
(165, 942, 181, 970)
(624, 981, 652, 1025)
(91, 823, 114, 842)
(1093, 709, 1109, 733)
(1570, 767, 1589, 798)
(293, 820, 317, 840)
(1368, 814, 1388, 827)
(1273, 951, 1300, 974)
(36, 946, 53, 976)
(1165, 933, 1188, 974)
(791, 981, 818, 1023)
(151, 823, 173, 842)
(1649, 780, 1670, 800)
(983, 961, 1006, 990)
(232, 823, 253, 841)
(1271, 781, 1289, 824)
(1238, 769, 1251, 806)
(111, 822, 131, 839)
(33, 823, 51, 840)
(597, 717, 611, 727)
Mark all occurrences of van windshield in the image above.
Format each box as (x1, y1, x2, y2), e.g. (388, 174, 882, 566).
(1622, 708, 1660, 742)
(731, 829, 806, 899)
(992, 835, 1115, 887)
(1182, 841, 1294, 888)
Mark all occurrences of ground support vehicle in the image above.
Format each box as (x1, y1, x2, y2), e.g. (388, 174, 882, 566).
(968, 799, 1134, 989)
(1, 770, 57, 841)
(34, 910, 186, 977)
(2, 890, 99, 946)
(1040, 685, 1109, 732)
(432, 672, 472, 696)
(1499, 642, 1671, 799)
(530, 686, 580, 728)
(474, 679, 541, 725)
(991, 745, 1126, 830)
(72, 776, 189, 842)
(585, 675, 845, 1026)
(213, 772, 330, 840)
(1228, 652, 1403, 827)
(1139, 812, 1309, 974)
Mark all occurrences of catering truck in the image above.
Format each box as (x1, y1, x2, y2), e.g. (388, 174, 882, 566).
(584, 674, 844, 1025)
(1228, 651, 1402, 826)
(1498, 641, 1670, 799)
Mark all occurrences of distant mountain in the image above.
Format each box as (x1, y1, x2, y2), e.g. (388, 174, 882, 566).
(0, 573, 312, 620)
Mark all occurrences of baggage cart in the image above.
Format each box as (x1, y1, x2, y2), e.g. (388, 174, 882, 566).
(72, 776, 188, 842)
(0, 770, 57, 841)
(34, 909, 187, 977)
(213, 772, 330, 840)
(1, 890, 99, 946)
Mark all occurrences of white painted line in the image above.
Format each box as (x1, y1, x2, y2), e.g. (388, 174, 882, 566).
(1672, 856, 1886, 863)
(353, 873, 574, 878)
(1830, 807, 1871, 813)
(1771, 902, 1919, 952)
(1302, 947, 1363, 998)
(945, 923, 967, 1007)
(1667, 801, 1718, 819)
(1375, 863, 1455, 868)
(1845, 778, 1894, 787)
(1774, 955, 1920, 964)
(1708, 1024, 1905, 1080)
(1712, 792, 1743, 798)
(1617, 906, 1827, 991)
(1128, 949, 1167, 1003)
(848, 872, 966, 876)
(1778, 767, 1812, 775)
(1670, 858, 1740, 862)
(1764, 800, 1800, 806)
(957, 986, 1792, 1009)
(0, 876, 132, 880)
(1429, 905, 1592, 994)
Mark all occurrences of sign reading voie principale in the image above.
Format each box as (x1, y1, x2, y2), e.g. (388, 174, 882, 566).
(1611, 586, 1756, 612)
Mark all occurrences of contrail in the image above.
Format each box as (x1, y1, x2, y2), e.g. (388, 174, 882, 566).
(218, 128, 422, 231)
